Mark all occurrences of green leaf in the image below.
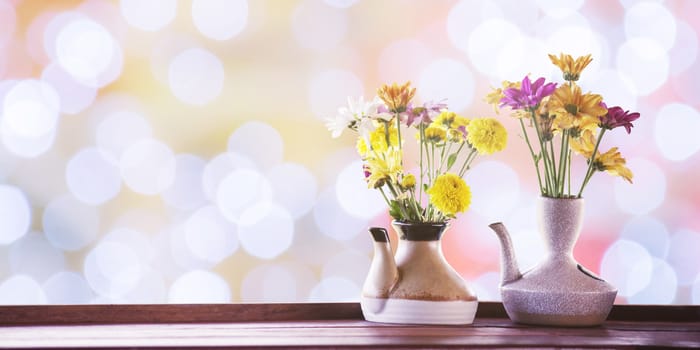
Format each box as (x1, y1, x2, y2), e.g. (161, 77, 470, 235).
(447, 153, 458, 169)
(389, 200, 402, 220)
(423, 183, 429, 192)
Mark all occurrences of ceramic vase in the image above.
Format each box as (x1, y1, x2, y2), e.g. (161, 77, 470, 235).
(360, 221, 478, 325)
(489, 197, 617, 327)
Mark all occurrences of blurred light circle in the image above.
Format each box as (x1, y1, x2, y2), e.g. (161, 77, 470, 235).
(447, 0, 502, 54)
(215, 168, 272, 222)
(588, 69, 637, 111)
(55, 18, 120, 86)
(241, 264, 299, 302)
(119, 0, 177, 32)
(84, 241, 143, 297)
(9, 232, 65, 281)
(654, 103, 700, 162)
(0, 0, 16, 49)
(227, 121, 284, 170)
(614, 158, 665, 215)
(467, 161, 520, 221)
(669, 21, 698, 76)
(162, 154, 207, 211)
(600, 239, 653, 297)
(628, 258, 677, 304)
(103, 228, 154, 264)
(322, 249, 369, 284)
(0, 275, 47, 305)
(624, 2, 676, 51)
(168, 270, 231, 303)
(471, 272, 501, 301)
(535, 0, 583, 19)
(43, 271, 93, 304)
(418, 58, 475, 111)
(202, 152, 256, 200)
(41, 62, 97, 114)
(308, 69, 363, 120)
(667, 229, 700, 285)
(510, 227, 545, 271)
(96, 110, 152, 159)
(238, 202, 294, 259)
(545, 26, 602, 74)
(120, 138, 176, 195)
(497, 36, 551, 82)
(43, 194, 100, 251)
(323, 0, 358, 8)
(313, 187, 366, 241)
(2, 79, 60, 138)
(335, 160, 385, 220)
(0, 185, 31, 245)
(308, 276, 359, 302)
(266, 162, 317, 219)
(616, 38, 669, 96)
(620, 216, 669, 259)
(0, 122, 57, 158)
(192, 0, 248, 41)
(378, 39, 432, 83)
(125, 267, 167, 303)
(468, 19, 522, 77)
(168, 47, 224, 105)
(291, 0, 347, 51)
(66, 147, 121, 205)
(184, 205, 238, 264)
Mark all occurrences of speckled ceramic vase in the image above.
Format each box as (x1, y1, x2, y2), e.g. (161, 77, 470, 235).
(489, 197, 617, 327)
(360, 221, 478, 325)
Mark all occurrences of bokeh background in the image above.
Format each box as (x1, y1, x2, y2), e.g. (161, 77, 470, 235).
(0, 0, 698, 305)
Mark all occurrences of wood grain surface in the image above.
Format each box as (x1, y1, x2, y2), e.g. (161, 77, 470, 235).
(0, 302, 698, 349)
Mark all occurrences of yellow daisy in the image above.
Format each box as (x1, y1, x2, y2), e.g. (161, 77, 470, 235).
(593, 147, 633, 183)
(548, 85, 606, 131)
(548, 53, 593, 82)
(378, 81, 416, 113)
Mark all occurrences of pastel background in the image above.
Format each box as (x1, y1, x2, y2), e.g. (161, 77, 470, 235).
(0, 0, 698, 305)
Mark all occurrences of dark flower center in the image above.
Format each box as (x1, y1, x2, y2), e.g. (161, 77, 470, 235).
(565, 104, 578, 116)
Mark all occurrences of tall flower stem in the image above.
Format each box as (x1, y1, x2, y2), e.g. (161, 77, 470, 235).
(519, 118, 545, 194)
(577, 129, 606, 197)
(557, 130, 569, 196)
(531, 109, 555, 195)
(418, 124, 425, 205)
(458, 148, 478, 177)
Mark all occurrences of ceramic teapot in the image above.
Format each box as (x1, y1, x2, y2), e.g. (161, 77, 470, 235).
(360, 221, 478, 325)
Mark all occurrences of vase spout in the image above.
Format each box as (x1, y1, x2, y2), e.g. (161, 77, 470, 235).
(362, 227, 399, 299)
(488, 222, 522, 285)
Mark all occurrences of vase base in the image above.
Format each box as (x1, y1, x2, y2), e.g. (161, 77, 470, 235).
(508, 310, 610, 327)
(360, 296, 478, 325)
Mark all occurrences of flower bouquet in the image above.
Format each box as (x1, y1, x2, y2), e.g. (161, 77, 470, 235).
(327, 81, 507, 223)
(487, 53, 640, 198)
(486, 53, 640, 326)
(326, 82, 507, 325)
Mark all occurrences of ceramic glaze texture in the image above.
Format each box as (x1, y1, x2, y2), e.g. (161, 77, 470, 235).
(489, 197, 617, 327)
(361, 221, 477, 325)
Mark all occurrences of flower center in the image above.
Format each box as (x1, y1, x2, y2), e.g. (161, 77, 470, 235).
(565, 103, 578, 116)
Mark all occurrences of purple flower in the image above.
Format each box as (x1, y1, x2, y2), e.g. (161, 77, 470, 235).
(599, 106, 640, 134)
(403, 100, 447, 127)
(500, 76, 557, 111)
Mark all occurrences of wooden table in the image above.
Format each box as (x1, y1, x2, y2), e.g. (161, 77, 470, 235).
(0, 302, 698, 349)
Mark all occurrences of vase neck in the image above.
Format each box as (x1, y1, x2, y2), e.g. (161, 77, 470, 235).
(392, 221, 447, 241)
(538, 197, 584, 256)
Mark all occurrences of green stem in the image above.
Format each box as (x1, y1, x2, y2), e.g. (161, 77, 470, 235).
(557, 130, 569, 196)
(531, 110, 554, 195)
(577, 129, 606, 197)
(567, 149, 572, 196)
(519, 118, 545, 195)
(459, 148, 477, 177)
